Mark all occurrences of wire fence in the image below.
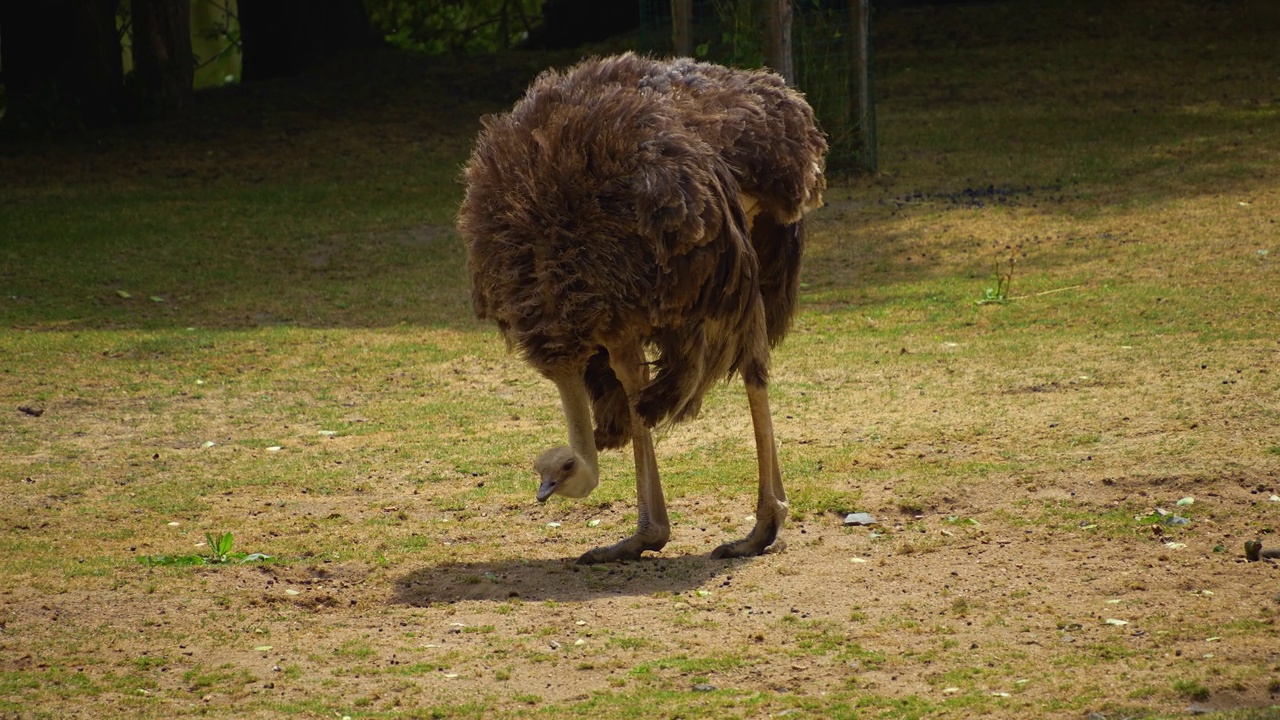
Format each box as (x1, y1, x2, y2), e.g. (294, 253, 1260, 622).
(638, 0, 875, 174)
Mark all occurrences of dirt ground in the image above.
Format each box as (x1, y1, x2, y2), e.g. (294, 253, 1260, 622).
(4, 454, 1279, 718)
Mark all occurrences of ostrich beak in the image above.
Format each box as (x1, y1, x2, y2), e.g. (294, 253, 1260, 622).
(536, 476, 556, 503)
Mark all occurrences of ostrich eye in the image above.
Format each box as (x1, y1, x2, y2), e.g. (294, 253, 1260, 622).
(562, 457, 576, 473)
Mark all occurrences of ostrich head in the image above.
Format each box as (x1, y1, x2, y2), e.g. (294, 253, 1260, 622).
(534, 446, 598, 502)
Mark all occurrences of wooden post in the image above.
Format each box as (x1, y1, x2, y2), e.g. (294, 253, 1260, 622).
(853, 0, 877, 170)
(671, 0, 693, 57)
(764, 0, 794, 85)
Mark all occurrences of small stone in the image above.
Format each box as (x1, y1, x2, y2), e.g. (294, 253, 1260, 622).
(692, 683, 716, 692)
(844, 512, 877, 526)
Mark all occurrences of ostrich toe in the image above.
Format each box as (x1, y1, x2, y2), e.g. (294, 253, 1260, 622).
(711, 501, 788, 559)
(577, 530, 669, 564)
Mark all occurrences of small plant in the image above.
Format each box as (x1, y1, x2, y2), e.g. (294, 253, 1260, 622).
(138, 530, 271, 566)
(205, 531, 235, 563)
(977, 242, 1019, 305)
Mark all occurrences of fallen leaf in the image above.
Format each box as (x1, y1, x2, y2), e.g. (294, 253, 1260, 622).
(1105, 619, 1130, 626)
(254, 645, 272, 651)
(116, 290, 132, 299)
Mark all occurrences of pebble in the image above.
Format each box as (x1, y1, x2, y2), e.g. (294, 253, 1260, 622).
(844, 513, 877, 526)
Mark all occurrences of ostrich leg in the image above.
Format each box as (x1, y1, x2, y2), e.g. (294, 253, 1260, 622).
(712, 370, 789, 558)
(577, 341, 670, 564)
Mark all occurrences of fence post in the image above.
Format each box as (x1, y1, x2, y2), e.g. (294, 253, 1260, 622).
(853, 0, 877, 171)
(671, 0, 693, 56)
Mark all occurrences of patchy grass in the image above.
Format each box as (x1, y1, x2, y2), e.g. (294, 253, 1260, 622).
(4, 1, 1280, 718)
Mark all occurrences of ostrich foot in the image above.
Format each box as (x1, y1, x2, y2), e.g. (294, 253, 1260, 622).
(711, 503, 788, 559)
(577, 531, 668, 564)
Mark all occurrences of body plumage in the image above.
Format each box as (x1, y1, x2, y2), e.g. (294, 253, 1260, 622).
(458, 53, 826, 562)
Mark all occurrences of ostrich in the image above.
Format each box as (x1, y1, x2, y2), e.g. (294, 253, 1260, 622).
(457, 53, 827, 563)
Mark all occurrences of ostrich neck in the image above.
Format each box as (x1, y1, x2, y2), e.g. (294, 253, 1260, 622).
(556, 375, 599, 477)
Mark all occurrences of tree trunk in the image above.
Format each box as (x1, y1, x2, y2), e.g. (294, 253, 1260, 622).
(239, 0, 376, 82)
(763, 0, 794, 85)
(1, 0, 123, 129)
(131, 0, 194, 116)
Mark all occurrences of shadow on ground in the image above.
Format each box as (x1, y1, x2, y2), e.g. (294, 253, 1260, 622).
(392, 554, 733, 604)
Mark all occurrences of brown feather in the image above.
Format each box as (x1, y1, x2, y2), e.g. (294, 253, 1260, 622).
(458, 53, 827, 445)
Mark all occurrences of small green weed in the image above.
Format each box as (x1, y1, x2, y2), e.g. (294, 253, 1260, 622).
(976, 244, 1017, 305)
(137, 531, 271, 566)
